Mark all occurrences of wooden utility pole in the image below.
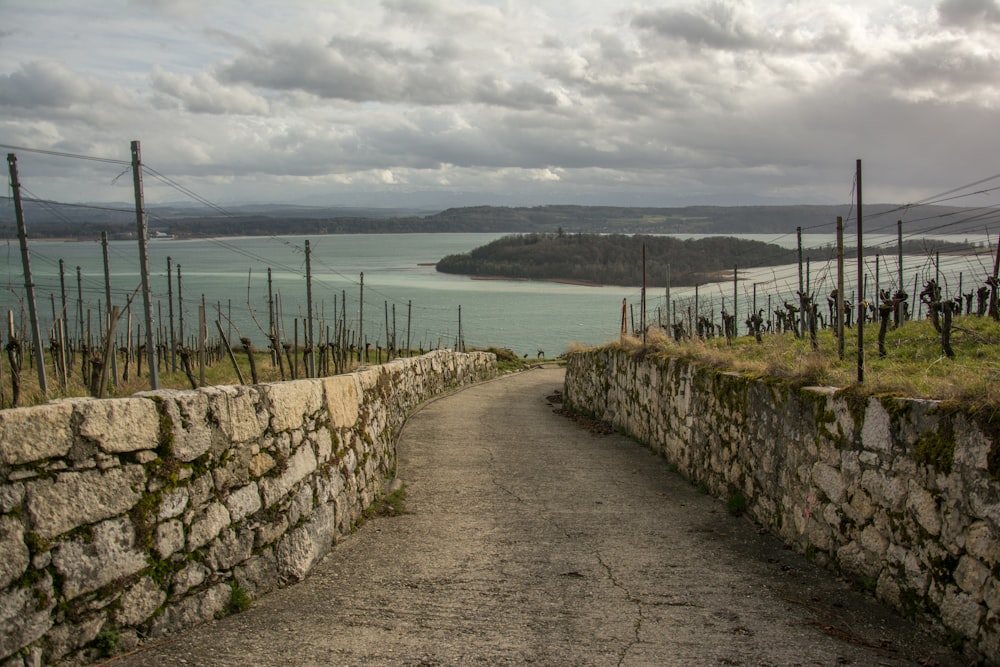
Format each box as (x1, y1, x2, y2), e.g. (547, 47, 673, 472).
(305, 240, 315, 377)
(837, 216, 845, 360)
(7, 153, 47, 396)
(856, 159, 864, 383)
(990, 228, 1000, 319)
(358, 272, 364, 362)
(167, 256, 176, 372)
(897, 220, 904, 324)
(131, 140, 158, 389)
(797, 226, 805, 337)
(101, 231, 119, 386)
(640, 243, 647, 343)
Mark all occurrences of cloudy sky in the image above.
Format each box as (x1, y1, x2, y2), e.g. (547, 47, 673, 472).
(1, 0, 999, 209)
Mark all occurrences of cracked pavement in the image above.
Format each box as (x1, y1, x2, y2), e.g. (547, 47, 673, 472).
(106, 365, 968, 666)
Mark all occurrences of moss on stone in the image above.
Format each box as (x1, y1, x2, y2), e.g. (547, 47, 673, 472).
(913, 419, 956, 475)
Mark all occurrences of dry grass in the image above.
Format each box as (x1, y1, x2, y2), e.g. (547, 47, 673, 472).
(614, 316, 1000, 409)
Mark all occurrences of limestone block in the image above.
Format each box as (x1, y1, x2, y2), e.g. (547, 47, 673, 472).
(906, 481, 941, 537)
(76, 397, 160, 453)
(172, 560, 209, 597)
(52, 517, 148, 599)
(966, 521, 998, 564)
(186, 502, 230, 552)
(0, 515, 29, 589)
(151, 581, 229, 637)
(954, 555, 990, 601)
(258, 445, 318, 508)
(202, 385, 266, 444)
(952, 415, 991, 472)
(154, 390, 213, 462)
(314, 428, 333, 464)
(206, 527, 253, 571)
(860, 398, 892, 453)
(156, 519, 185, 559)
(43, 614, 103, 663)
(811, 462, 845, 504)
(254, 516, 289, 549)
(275, 503, 335, 582)
(323, 375, 360, 428)
(235, 548, 279, 597)
(260, 380, 323, 432)
(0, 483, 24, 513)
(249, 451, 276, 477)
(0, 573, 53, 658)
(0, 403, 74, 465)
(158, 487, 189, 521)
(212, 446, 254, 494)
(288, 484, 314, 526)
(939, 586, 983, 640)
(225, 482, 261, 523)
(116, 575, 166, 626)
(26, 466, 145, 539)
(859, 524, 888, 560)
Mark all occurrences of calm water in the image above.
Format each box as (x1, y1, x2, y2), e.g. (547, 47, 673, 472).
(1, 232, 994, 357)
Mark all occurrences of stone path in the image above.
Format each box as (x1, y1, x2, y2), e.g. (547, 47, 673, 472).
(105, 366, 968, 666)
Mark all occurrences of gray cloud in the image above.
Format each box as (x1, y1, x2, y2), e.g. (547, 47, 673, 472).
(937, 0, 1000, 26)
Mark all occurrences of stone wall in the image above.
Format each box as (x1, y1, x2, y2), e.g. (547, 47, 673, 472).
(564, 347, 999, 664)
(0, 350, 495, 665)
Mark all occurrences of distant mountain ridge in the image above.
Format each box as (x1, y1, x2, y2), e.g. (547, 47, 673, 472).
(1, 202, 978, 240)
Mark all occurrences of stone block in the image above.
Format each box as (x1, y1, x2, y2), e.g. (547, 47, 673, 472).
(0, 515, 29, 589)
(258, 445, 318, 508)
(52, 517, 148, 599)
(322, 375, 360, 428)
(0, 483, 24, 513)
(115, 575, 166, 626)
(260, 380, 323, 432)
(151, 581, 230, 638)
(43, 614, 103, 663)
(206, 527, 253, 571)
(158, 487, 188, 521)
(172, 560, 209, 597)
(274, 503, 335, 582)
(153, 390, 213, 462)
(0, 573, 53, 658)
(939, 586, 983, 640)
(906, 481, 941, 537)
(156, 519, 185, 559)
(235, 548, 279, 597)
(186, 502, 230, 552)
(202, 385, 267, 443)
(966, 521, 997, 563)
(811, 462, 845, 504)
(859, 398, 892, 453)
(0, 403, 74, 465)
(26, 466, 145, 539)
(75, 397, 160, 453)
(225, 482, 261, 523)
(954, 555, 990, 601)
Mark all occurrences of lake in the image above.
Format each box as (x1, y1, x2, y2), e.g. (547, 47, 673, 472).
(1, 232, 994, 358)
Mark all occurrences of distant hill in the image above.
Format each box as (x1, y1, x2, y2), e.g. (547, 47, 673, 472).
(0, 202, 980, 240)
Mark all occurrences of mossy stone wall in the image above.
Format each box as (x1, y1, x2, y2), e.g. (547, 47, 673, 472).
(0, 350, 495, 665)
(564, 348, 998, 663)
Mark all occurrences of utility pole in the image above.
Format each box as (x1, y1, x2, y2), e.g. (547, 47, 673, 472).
(101, 231, 119, 386)
(797, 226, 805, 336)
(7, 153, 47, 396)
(358, 272, 364, 363)
(640, 243, 647, 343)
(131, 140, 158, 389)
(856, 159, 864, 383)
(897, 220, 904, 324)
(305, 240, 315, 377)
(167, 257, 176, 372)
(837, 216, 845, 360)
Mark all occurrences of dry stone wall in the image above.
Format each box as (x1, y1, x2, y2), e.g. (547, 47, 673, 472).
(0, 350, 495, 666)
(564, 347, 999, 664)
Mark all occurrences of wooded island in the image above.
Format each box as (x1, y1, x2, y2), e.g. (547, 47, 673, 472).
(435, 233, 795, 287)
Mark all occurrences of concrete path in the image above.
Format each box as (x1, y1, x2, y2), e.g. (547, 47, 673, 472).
(107, 366, 967, 666)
